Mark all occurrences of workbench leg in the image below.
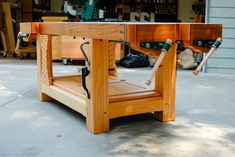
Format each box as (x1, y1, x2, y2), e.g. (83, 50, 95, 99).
(86, 39, 109, 134)
(37, 34, 53, 101)
(154, 44, 177, 122)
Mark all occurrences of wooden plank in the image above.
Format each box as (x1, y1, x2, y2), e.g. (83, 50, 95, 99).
(39, 23, 125, 41)
(126, 24, 177, 56)
(2, 2, 15, 53)
(109, 81, 148, 96)
(136, 24, 177, 41)
(178, 24, 190, 41)
(52, 75, 152, 99)
(15, 48, 36, 55)
(52, 36, 61, 60)
(110, 97, 163, 119)
(125, 24, 137, 42)
(53, 76, 86, 99)
(86, 39, 109, 133)
(41, 84, 86, 117)
(109, 91, 161, 103)
(61, 36, 89, 59)
(190, 24, 222, 41)
(154, 44, 177, 122)
(20, 23, 39, 34)
(42, 16, 68, 22)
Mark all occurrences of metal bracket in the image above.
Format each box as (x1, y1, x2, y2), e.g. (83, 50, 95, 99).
(192, 40, 216, 48)
(140, 41, 166, 50)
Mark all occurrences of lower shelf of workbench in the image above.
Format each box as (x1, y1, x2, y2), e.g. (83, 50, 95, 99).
(41, 75, 164, 119)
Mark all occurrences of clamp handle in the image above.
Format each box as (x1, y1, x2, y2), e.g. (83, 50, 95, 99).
(146, 39, 173, 86)
(193, 37, 222, 76)
(82, 67, 90, 99)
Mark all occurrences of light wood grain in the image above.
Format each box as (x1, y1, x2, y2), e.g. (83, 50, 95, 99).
(53, 76, 86, 99)
(110, 97, 163, 119)
(39, 23, 125, 41)
(154, 44, 177, 121)
(2, 2, 15, 53)
(20, 23, 39, 34)
(126, 24, 177, 56)
(86, 39, 110, 134)
(110, 91, 161, 103)
(41, 84, 86, 116)
(42, 16, 68, 22)
(37, 34, 52, 101)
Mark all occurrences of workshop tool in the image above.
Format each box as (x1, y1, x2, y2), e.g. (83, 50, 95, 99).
(15, 32, 29, 50)
(193, 37, 222, 76)
(146, 39, 173, 85)
(64, 0, 101, 21)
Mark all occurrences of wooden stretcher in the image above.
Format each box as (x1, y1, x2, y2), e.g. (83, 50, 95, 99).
(20, 22, 222, 134)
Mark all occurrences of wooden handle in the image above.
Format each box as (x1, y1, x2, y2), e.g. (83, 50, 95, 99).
(193, 37, 222, 76)
(146, 39, 172, 85)
(15, 39, 21, 51)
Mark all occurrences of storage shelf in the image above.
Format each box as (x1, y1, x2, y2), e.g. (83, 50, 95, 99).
(53, 75, 161, 103)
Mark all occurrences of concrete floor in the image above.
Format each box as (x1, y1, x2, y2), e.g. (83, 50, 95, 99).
(0, 57, 235, 157)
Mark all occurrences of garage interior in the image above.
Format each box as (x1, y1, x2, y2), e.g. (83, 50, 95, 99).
(0, 0, 235, 157)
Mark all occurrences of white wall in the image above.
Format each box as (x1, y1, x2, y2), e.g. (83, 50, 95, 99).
(206, 0, 235, 74)
(178, 0, 195, 22)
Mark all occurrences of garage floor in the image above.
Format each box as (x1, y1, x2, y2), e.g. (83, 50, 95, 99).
(0, 57, 235, 157)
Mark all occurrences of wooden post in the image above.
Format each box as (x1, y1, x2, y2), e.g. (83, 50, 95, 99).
(86, 39, 109, 134)
(154, 44, 177, 121)
(0, 31, 8, 51)
(37, 34, 53, 101)
(2, 2, 15, 53)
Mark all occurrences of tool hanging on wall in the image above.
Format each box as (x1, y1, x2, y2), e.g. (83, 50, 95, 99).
(193, 37, 222, 75)
(146, 39, 173, 86)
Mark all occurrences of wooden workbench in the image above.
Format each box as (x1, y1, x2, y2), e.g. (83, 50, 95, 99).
(20, 22, 222, 134)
